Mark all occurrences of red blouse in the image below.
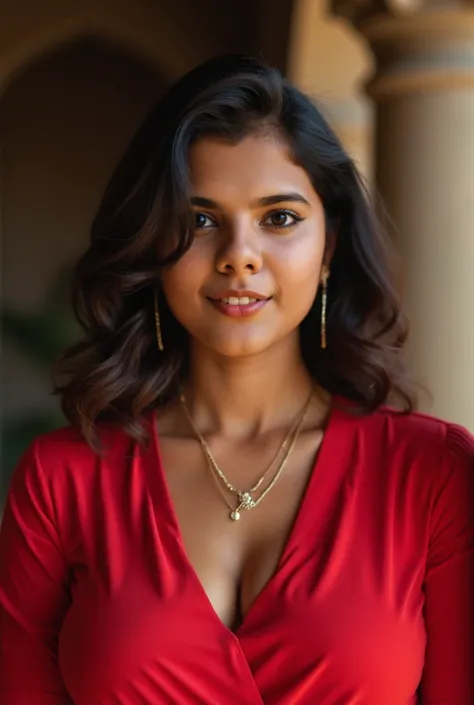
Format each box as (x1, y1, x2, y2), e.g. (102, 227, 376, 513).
(0, 404, 473, 705)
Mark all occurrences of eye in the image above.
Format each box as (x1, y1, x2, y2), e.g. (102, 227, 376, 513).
(262, 209, 304, 230)
(194, 212, 216, 229)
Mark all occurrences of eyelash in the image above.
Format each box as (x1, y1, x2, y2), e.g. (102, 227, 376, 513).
(194, 209, 304, 231)
(263, 209, 304, 229)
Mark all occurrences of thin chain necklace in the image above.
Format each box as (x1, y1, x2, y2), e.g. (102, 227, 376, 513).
(195, 397, 311, 520)
(181, 389, 310, 496)
(179, 388, 314, 521)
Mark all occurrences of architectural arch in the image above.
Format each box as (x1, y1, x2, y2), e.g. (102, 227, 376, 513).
(0, 0, 202, 97)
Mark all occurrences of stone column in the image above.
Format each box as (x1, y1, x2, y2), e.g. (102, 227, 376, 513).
(332, 0, 474, 430)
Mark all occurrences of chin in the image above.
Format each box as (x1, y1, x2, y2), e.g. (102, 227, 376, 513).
(211, 342, 271, 359)
(200, 330, 273, 358)
(203, 326, 293, 359)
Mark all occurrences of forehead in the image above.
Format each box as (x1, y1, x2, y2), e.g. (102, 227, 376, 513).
(187, 133, 318, 205)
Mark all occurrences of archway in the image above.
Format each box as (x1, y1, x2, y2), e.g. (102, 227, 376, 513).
(0, 36, 162, 485)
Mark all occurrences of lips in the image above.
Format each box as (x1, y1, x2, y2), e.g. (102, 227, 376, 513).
(207, 291, 271, 318)
(208, 290, 269, 303)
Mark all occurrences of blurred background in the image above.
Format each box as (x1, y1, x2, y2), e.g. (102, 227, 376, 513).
(1, 0, 473, 502)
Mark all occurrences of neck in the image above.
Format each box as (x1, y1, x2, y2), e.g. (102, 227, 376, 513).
(181, 335, 322, 439)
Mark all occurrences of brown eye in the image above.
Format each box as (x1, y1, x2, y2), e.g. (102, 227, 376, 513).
(194, 212, 216, 229)
(271, 212, 289, 226)
(262, 209, 303, 229)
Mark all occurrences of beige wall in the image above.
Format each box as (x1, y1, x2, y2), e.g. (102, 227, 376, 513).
(1, 39, 162, 420)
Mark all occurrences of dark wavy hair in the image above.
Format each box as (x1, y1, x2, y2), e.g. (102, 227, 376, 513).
(54, 54, 415, 445)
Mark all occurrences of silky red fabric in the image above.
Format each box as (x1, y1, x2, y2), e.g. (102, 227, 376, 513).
(0, 404, 473, 705)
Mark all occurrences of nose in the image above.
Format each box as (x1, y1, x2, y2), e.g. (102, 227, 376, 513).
(215, 220, 263, 276)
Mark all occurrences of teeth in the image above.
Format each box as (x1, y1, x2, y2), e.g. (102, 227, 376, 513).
(221, 296, 258, 305)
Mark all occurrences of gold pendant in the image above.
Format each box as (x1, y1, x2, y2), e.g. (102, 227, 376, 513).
(230, 492, 256, 521)
(238, 492, 255, 509)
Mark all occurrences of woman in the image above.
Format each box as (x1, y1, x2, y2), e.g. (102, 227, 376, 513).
(0, 55, 472, 705)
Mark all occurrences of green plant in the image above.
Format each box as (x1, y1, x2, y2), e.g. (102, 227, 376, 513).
(1, 264, 78, 494)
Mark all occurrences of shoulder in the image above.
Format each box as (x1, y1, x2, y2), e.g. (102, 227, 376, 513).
(340, 403, 474, 508)
(337, 403, 474, 539)
(383, 407, 473, 459)
(340, 401, 474, 463)
(29, 421, 133, 467)
(5, 419, 153, 534)
(9, 419, 146, 495)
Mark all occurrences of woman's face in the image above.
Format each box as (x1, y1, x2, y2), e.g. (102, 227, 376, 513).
(160, 132, 330, 358)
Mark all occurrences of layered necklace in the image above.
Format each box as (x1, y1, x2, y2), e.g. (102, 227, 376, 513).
(179, 388, 314, 521)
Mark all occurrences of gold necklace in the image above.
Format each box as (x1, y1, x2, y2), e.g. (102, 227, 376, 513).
(181, 390, 309, 496)
(180, 389, 313, 521)
(199, 400, 310, 520)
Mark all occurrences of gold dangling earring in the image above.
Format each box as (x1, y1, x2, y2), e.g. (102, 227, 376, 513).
(153, 288, 164, 352)
(320, 267, 329, 350)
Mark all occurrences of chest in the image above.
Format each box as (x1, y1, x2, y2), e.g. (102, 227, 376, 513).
(158, 432, 323, 630)
(59, 435, 430, 705)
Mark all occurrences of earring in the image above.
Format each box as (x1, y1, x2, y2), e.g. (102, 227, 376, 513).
(153, 289, 164, 352)
(320, 267, 329, 350)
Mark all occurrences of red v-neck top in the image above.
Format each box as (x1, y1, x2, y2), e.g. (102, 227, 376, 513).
(0, 403, 473, 705)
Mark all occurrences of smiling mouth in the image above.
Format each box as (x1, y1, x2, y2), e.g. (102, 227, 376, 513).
(207, 296, 271, 318)
(213, 296, 261, 305)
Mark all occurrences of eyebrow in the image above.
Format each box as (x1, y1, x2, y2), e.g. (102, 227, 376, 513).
(190, 192, 311, 209)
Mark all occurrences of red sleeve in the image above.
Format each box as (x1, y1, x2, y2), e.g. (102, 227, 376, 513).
(0, 438, 73, 704)
(419, 424, 474, 704)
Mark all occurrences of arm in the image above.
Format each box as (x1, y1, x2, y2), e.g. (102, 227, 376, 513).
(419, 424, 474, 704)
(0, 439, 74, 704)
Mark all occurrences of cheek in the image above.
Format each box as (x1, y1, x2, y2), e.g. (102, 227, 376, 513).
(274, 236, 324, 302)
(161, 250, 204, 305)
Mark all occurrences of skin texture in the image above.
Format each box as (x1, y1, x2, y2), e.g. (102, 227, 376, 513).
(161, 133, 330, 361)
(157, 133, 335, 630)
